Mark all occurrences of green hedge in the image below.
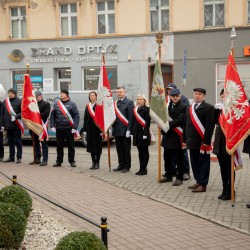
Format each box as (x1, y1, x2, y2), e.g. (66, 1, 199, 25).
(0, 202, 27, 249)
(0, 185, 32, 217)
(55, 231, 107, 250)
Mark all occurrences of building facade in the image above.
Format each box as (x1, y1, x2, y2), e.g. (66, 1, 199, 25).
(0, 0, 250, 105)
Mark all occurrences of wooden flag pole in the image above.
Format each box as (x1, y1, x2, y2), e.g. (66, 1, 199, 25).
(26, 59, 36, 164)
(107, 130, 111, 172)
(230, 26, 236, 207)
(156, 32, 163, 183)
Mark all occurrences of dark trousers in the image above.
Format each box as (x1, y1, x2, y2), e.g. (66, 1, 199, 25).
(190, 149, 210, 187)
(217, 154, 234, 188)
(31, 132, 48, 163)
(171, 148, 190, 174)
(164, 148, 184, 180)
(0, 132, 4, 159)
(115, 136, 131, 169)
(6, 129, 22, 160)
(56, 129, 75, 164)
(137, 146, 149, 172)
(91, 153, 101, 164)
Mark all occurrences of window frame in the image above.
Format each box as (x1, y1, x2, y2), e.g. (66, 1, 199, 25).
(96, 0, 115, 34)
(150, 0, 169, 32)
(248, 0, 250, 24)
(203, 0, 225, 27)
(10, 6, 27, 39)
(60, 3, 78, 36)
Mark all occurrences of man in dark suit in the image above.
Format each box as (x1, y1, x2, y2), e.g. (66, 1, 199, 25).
(112, 87, 134, 173)
(161, 89, 186, 186)
(183, 88, 214, 192)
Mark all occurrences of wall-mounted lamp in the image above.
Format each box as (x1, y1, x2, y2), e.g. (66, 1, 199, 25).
(128, 55, 132, 62)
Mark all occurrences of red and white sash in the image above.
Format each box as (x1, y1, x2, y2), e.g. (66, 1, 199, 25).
(189, 103, 212, 154)
(133, 107, 146, 127)
(114, 100, 128, 126)
(6, 98, 24, 134)
(87, 103, 95, 120)
(57, 100, 81, 140)
(168, 115, 183, 137)
(39, 120, 49, 141)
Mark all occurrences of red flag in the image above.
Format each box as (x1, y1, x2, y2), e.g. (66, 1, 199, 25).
(21, 74, 44, 137)
(220, 51, 250, 154)
(94, 61, 116, 133)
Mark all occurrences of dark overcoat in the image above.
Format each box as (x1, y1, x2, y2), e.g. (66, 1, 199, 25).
(161, 100, 186, 149)
(183, 101, 214, 150)
(112, 97, 134, 137)
(1, 97, 22, 130)
(83, 104, 102, 154)
(243, 135, 250, 154)
(131, 106, 151, 147)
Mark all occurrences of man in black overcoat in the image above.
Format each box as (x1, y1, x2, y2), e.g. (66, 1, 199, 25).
(161, 89, 186, 186)
(112, 87, 134, 173)
(183, 88, 214, 192)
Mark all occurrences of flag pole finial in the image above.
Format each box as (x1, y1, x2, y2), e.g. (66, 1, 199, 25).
(101, 50, 105, 65)
(156, 32, 163, 62)
(230, 26, 236, 51)
(26, 57, 30, 74)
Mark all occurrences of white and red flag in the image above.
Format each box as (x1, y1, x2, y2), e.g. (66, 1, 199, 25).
(94, 60, 116, 133)
(220, 51, 250, 154)
(21, 74, 44, 137)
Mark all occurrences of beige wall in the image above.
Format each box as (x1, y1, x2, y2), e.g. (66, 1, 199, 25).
(0, 0, 249, 41)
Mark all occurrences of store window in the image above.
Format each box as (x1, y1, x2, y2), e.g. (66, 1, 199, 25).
(60, 3, 77, 36)
(204, 0, 224, 27)
(10, 7, 27, 39)
(150, 0, 169, 32)
(57, 68, 71, 90)
(248, 0, 250, 23)
(97, 1, 115, 34)
(83, 66, 117, 90)
(12, 69, 43, 96)
(216, 62, 250, 102)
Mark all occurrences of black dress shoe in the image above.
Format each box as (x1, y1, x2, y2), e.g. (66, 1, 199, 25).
(3, 158, 15, 163)
(70, 162, 77, 167)
(53, 162, 62, 167)
(92, 164, 99, 170)
(29, 160, 41, 165)
(16, 159, 21, 164)
(161, 177, 173, 182)
(121, 168, 130, 173)
(40, 162, 47, 166)
(89, 163, 95, 170)
(113, 167, 122, 172)
(246, 204, 250, 209)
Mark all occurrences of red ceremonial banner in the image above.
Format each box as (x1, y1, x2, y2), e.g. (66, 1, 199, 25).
(220, 51, 250, 154)
(21, 74, 44, 137)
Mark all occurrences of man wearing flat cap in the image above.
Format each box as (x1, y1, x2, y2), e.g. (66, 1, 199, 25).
(182, 88, 214, 192)
(50, 89, 80, 168)
(1, 88, 22, 163)
(161, 88, 186, 186)
(29, 91, 50, 166)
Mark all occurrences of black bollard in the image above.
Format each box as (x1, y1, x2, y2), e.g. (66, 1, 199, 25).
(101, 216, 108, 249)
(12, 175, 17, 185)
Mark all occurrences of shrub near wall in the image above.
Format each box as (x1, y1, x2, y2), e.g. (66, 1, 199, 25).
(0, 185, 32, 217)
(55, 231, 107, 250)
(0, 202, 27, 249)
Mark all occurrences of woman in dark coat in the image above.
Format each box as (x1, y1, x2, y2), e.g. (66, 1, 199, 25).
(131, 94, 151, 175)
(83, 91, 102, 170)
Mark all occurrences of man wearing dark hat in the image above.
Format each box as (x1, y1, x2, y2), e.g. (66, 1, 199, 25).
(165, 83, 191, 180)
(183, 88, 214, 192)
(161, 88, 186, 186)
(50, 89, 79, 167)
(1, 88, 22, 163)
(29, 91, 50, 166)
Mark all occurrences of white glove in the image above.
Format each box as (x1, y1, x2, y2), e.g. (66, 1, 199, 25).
(126, 130, 130, 138)
(214, 103, 223, 110)
(0, 127, 4, 132)
(71, 129, 77, 134)
(83, 131, 87, 135)
(51, 127, 56, 132)
(100, 133, 103, 137)
(11, 116, 16, 121)
(143, 136, 147, 140)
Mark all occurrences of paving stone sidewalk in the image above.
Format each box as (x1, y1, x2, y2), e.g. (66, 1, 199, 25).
(0, 142, 249, 249)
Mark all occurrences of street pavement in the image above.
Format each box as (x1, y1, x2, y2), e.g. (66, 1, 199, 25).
(0, 134, 250, 249)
